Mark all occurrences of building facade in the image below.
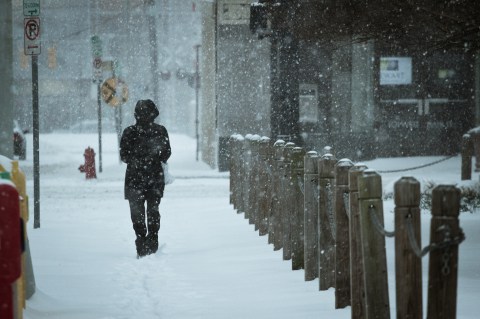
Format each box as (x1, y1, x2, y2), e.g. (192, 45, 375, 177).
(11, 0, 201, 137)
(200, 0, 479, 167)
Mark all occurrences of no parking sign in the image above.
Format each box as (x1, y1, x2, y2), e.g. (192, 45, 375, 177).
(24, 17, 41, 55)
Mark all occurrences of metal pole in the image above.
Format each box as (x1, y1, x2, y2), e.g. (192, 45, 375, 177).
(195, 44, 201, 161)
(97, 80, 103, 173)
(32, 55, 40, 229)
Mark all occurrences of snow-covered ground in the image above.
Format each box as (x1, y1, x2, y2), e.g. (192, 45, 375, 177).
(8, 133, 480, 318)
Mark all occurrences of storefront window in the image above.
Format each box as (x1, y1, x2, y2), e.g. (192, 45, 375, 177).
(299, 84, 318, 123)
(380, 57, 412, 85)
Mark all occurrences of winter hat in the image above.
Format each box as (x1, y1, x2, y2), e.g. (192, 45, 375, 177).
(134, 99, 159, 122)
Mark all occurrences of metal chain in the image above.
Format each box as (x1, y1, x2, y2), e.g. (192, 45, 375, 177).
(377, 155, 456, 174)
(297, 176, 305, 195)
(368, 205, 395, 237)
(263, 160, 273, 177)
(406, 213, 430, 257)
(442, 247, 452, 276)
(405, 215, 466, 263)
(313, 185, 320, 203)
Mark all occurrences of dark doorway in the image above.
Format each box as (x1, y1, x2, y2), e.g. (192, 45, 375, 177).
(376, 50, 474, 156)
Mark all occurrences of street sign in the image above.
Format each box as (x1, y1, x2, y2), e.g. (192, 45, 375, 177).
(91, 35, 103, 58)
(24, 18, 41, 55)
(23, 0, 40, 16)
(93, 57, 102, 69)
(101, 77, 129, 107)
(91, 35, 103, 81)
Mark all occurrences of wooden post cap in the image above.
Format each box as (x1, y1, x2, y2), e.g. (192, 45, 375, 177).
(358, 170, 382, 199)
(319, 154, 336, 178)
(274, 140, 286, 160)
(394, 177, 421, 207)
(304, 151, 319, 174)
(431, 185, 461, 217)
(336, 159, 354, 187)
(258, 136, 271, 157)
(283, 142, 296, 163)
(348, 164, 368, 192)
(291, 147, 306, 171)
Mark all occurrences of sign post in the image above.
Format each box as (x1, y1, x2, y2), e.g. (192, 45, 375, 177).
(101, 73, 129, 163)
(23, 0, 41, 228)
(91, 35, 103, 172)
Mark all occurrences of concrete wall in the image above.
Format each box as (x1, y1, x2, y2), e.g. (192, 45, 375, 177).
(351, 40, 375, 132)
(0, 0, 13, 158)
(330, 39, 352, 135)
(200, 1, 217, 168)
(216, 0, 271, 138)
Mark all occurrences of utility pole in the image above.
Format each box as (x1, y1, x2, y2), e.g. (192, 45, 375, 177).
(194, 44, 201, 161)
(23, 0, 42, 228)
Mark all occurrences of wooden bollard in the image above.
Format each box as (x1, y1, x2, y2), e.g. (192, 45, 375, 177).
(394, 177, 422, 319)
(257, 137, 272, 236)
(461, 134, 473, 180)
(281, 142, 296, 261)
(248, 135, 261, 227)
(318, 153, 336, 291)
(470, 129, 480, 172)
(291, 147, 306, 271)
(334, 158, 354, 309)
(358, 170, 390, 319)
(304, 151, 319, 281)
(239, 135, 253, 215)
(236, 136, 246, 214)
(229, 135, 235, 206)
(427, 185, 463, 319)
(349, 164, 368, 319)
(229, 134, 243, 209)
(271, 140, 286, 250)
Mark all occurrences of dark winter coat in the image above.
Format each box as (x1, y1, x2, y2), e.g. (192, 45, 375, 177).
(120, 100, 171, 201)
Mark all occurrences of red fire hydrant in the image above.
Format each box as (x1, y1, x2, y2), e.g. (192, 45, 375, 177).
(78, 147, 97, 179)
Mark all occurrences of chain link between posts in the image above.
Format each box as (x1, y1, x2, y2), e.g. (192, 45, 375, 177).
(377, 155, 457, 173)
(252, 151, 464, 271)
(368, 205, 395, 237)
(263, 160, 273, 177)
(297, 176, 305, 195)
(368, 205, 466, 269)
(343, 192, 350, 219)
(405, 212, 465, 274)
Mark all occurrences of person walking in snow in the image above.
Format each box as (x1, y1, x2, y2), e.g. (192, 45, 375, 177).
(120, 99, 171, 258)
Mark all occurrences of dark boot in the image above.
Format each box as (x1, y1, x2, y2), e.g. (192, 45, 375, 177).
(146, 233, 159, 254)
(135, 235, 148, 258)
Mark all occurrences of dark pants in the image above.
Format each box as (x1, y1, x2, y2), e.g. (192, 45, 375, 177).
(129, 196, 161, 256)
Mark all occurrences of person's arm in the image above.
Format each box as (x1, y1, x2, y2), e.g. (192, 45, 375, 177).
(120, 128, 133, 164)
(160, 127, 171, 163)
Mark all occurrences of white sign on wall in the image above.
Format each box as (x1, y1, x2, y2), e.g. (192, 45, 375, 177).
(380, 57, 412, 85)
(218, 1, 250, 25)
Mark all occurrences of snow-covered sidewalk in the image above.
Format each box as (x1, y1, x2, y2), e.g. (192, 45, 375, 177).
(18, 133, 480, 319)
